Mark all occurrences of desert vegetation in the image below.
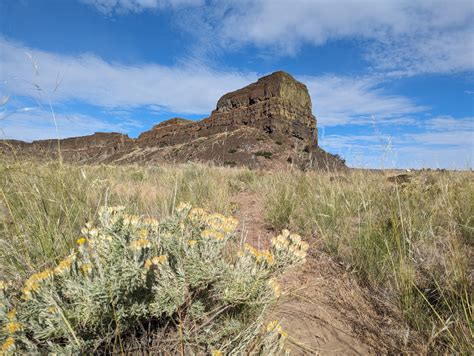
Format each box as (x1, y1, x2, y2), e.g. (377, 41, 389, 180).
(0, 160, 472, 353)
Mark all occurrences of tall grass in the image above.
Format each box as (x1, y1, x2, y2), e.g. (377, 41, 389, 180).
(261, 170, 473, 353)
(0, 161, 242, 280)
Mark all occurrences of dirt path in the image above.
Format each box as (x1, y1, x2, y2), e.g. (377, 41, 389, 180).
(232, 191, 423, 355)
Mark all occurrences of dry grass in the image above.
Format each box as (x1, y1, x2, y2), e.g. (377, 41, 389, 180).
(0, 159, 472, 353)
(260, 169, 473, 353)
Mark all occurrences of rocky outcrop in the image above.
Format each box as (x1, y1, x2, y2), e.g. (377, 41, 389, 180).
(0, 71, 345, 170)
(211, 71, 317, 146)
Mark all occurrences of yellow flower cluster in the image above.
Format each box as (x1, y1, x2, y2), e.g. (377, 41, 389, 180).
(1, 337, 14, 352)
(211, 350, 223, 356)
(4, 321, 22, 334)
(130, 238, 151, 251)
(188, 239, 198, 247)
(266, 320, 288, 339)
(123, 214, 141, 227)
(47, 306, 58, 314)
(206, 213, 238, 234)
(76, 237, 87, 245)
(80, 263, 93, 275)
(54, 255, 76, 275)
(81, 223, 99, 238)
(201, 229, 225, 241)
(188, 207, 207, 223)
(271, 230, 308, 261)
(21, 269, 53, 300)
(176, 202, 192, 213)
(0, 280, 6, 291)
(21, 254, 77, 299)
(144, 255, 167, 270)
(268, 278, 281, 298)
(3, 308, 22, 340)
(244, 244, 275, 265)
(143, 217, 159, 228)
(6, 309, 16, 320)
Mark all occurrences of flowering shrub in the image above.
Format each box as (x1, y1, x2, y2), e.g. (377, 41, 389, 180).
(0, 203, 308, 354)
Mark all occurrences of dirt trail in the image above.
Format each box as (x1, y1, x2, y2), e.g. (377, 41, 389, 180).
(232, 191, 423, 355)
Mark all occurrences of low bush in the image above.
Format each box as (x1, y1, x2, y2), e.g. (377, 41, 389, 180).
(254, 151, 273, 159)
(0, 203, 307, 354)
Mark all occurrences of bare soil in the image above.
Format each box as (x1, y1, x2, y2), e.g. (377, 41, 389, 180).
(232, 191, 424, 355)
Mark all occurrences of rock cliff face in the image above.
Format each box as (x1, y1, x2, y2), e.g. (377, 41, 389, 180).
(0, 71, 345, 170)
(212, 71, 317, 145)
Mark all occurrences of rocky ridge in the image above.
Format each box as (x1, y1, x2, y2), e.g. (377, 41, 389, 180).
(1, 71, 345, 170)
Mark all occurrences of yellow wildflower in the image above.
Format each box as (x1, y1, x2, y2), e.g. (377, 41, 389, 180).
(188, 208, 208, 222)
(266, 320, 287, 339)
(130, 238, 151, 251)
(54, 255, 75, 275)
(144, 259, 153, 270)
(289, 233, 301, 245)
(144, 255, 167, 270)
(143, 217, 159, 227)
(266, 320, 281, 332)
(81, 263, 93, 275)
(6, 309, 16, 320)
(202, 228, 227, 240)
(21, 269, 53, 299)
(47, 306, 58, 314)
(188, 240, 197, 247)
(211, 350, 223, 356)
(268, 279, 281, 298)
(176, 202, 192, 213)
(1, 337, 14, 352)
(201, 229, 212, 238)
(138, 228, 149, 239)
(4, 321, 22, 334)
(76, 237, 87, 245)
(0, 280, 5, 290)
(152, 255, 167, 265)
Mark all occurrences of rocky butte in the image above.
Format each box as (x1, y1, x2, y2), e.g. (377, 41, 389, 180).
(1, 71, 346, 170)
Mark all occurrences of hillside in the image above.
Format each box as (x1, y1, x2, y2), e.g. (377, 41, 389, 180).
(1, 71, 345, 170)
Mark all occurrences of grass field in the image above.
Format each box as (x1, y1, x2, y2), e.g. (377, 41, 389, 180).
(0, 160, 472, 353)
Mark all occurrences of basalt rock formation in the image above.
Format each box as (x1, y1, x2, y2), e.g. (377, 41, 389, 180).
(1, 71, 345, 170)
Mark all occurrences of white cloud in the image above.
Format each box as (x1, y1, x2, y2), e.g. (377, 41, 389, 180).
(184, 0, 474, 75)
(301, 75, 425, 126)
(80, 0, 203, 14)
(0, 107, 140, 142)
(424, 116, 474, 131)
(0, 38, 257, 114)
(320, 118, 474, 169)
(1, 37, 427, 125)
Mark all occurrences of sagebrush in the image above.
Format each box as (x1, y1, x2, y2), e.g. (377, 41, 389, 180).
(0, 202, 307, 353)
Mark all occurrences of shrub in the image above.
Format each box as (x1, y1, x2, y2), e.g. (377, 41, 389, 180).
(223, 160, 237, 167)
(275, 141, 283, 146)
(0, 203, 307, 354)
(254, 151, 273, 159)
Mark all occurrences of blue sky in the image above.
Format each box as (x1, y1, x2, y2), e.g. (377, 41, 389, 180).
(0, 0, 473, 169)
